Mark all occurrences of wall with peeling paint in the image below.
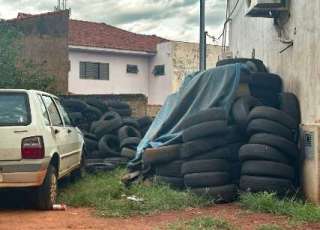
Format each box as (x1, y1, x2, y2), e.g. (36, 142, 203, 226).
(228, 0, 320, 123)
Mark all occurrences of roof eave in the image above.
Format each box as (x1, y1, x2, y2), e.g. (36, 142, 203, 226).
(68, 45, 157, 56)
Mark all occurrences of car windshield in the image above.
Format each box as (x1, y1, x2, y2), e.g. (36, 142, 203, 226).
(0, 93, 30, 126)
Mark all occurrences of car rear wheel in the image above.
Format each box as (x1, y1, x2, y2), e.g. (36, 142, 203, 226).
(34, 165, 57, 210)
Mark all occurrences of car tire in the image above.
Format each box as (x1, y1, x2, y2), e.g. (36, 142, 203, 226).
(143, 144, 181, 165)
(241, 161, 294, 180)
(155, 160, 184, 177)
(34, 165, 57, 210)
(216, 58, 267, 72)
(120, 147, 136, 159)
(120, 137, 141, 149)
(249, 73, 283, 92)
(61, 99, 88, 112)
(231, 96, 262, 132)
(122, 117, 140, 129)
(118, 126, 141, 140)
(137, 116, 153, 128)
(279, 93, 301, 124)
(249, 133, 299, 160)
(184, 172, 230, 188)
(84, 138, 98, 152)
(93, 119, 123, 139)
(182, 120, 228, 142)
(82, 105, 102, 123)
(247, 119, 293, 141)
(85, 98, 109, 112)
(240, 175, 294, 194)
(154, 176, 185, 189)
(177, 108, 227, 131)
(191, 184, 237, 203)
(190, 147, 231, 161)
(98, 135, 121, 156)
(248, 106, 298, 129)
(239, 144, 290, 164)
(180, 137, 226, 159)
(110, 108, 132, 117)
(228, 142, 244, 162)
(181, 159, 230, 175)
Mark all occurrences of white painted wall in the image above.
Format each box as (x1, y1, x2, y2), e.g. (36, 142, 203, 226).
(68, 49, 150, 96)
(148, 42, 173, 105)
(228, 0, 320, 123)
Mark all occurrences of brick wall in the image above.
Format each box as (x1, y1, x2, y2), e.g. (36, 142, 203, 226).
(61, 94, 148, 118)
(8, 11, 70, 94)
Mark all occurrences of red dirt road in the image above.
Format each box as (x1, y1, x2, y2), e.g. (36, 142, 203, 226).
(1, 204, 320, 230)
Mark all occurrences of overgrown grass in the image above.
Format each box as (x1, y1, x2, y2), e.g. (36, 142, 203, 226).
(240, 192, 320, 223)
(58, 169, 211, 217)
(256, 224, 284, 230)
(165, 216, 235, 230)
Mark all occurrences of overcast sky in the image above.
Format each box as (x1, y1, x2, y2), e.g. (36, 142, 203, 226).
(0, 0, 226, 43)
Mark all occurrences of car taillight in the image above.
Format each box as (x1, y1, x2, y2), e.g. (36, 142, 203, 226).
(21, 136, 45, 159)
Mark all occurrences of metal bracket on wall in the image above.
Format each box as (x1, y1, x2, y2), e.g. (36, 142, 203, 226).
(279, 41, 293, 53)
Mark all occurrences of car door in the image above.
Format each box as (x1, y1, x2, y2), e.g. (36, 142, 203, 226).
(54, 98, 83, 170)
(41, 95, 70, 176)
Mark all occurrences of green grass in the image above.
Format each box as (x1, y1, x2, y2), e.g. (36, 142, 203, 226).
(256, 224, 284, 230)
(240, 192, 320, 223)
(165, 216, 235, 230)
(58, 168, 211, 217)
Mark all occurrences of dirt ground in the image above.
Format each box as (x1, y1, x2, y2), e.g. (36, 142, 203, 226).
(1, 204, 320, 230)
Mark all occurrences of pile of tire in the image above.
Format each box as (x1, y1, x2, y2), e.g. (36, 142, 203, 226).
(143, 108, 240, 202)
(232, 94, 300, 195)
(61, 98, 153, 173)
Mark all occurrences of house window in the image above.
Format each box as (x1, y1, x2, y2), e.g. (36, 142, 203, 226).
(153, 65, 165, 76)
(80, 62, 109, 80)
(127, 64, 139, 74)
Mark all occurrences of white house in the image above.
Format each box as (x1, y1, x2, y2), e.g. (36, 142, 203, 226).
(68, 19, 222, 105)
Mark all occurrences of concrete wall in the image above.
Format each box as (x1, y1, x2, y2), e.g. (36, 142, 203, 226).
(172, 42, 221, 91)
(228, 0, 320, 123)
(148, 42, 173, 105)
(9, 11, 70, 94)
(68, 50, 150, 96)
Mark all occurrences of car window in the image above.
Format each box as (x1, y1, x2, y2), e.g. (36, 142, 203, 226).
(37, 95, 50, 126)
(0, 93, 30, 126)
(54, 99, 72, 126)
(42, 95, 63, 126)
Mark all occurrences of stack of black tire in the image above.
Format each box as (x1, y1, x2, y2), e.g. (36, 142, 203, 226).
(61, 98, 153, 173)
(142, 108, 239, 202)
(234, 101, 300, 195)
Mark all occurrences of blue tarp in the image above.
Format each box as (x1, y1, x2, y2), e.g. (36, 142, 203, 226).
(128, 64, 242, 168)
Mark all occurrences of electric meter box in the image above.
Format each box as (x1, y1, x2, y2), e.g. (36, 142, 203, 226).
(302, 123, 320, 204)
(246, 0, 289, 18)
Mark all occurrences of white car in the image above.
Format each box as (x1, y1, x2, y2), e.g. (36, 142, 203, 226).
(0, 89, 84, 209)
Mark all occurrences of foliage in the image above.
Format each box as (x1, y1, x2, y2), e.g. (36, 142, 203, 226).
(58, 168, 212, 217)
(240, 192, 320, 223)
(0, 22, 56, 92)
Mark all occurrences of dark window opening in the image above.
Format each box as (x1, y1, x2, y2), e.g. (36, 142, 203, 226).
(153, 65, 165, 76)
(127, 64, 139, 74)
(80, 62, 109, 80)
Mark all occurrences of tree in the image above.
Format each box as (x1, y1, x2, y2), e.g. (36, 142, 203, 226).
(0, 22, 56, 93)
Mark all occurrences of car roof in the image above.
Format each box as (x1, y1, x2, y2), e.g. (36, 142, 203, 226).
(0, 89, 58, 99)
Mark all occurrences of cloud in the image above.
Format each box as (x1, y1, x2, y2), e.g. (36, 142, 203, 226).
(0, 0, 226, 43)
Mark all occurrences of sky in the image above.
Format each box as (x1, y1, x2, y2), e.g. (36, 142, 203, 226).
(0, 0, 226, 43)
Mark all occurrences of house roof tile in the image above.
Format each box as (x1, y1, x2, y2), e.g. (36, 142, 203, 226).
(69, 19, 168, 53)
